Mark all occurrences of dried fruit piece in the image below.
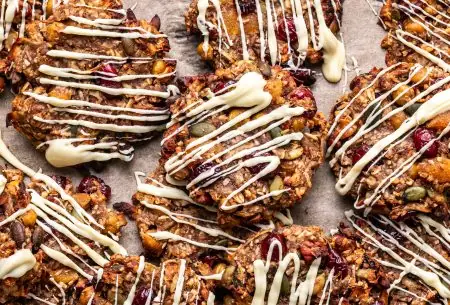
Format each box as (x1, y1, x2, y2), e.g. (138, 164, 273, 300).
(351, 144, 370, 164)
(78, 176, 112, 200)
(426, 111, 450, 132)
(97, 64, 122, 89)
(277, 17, 298, 42)
(72, 193, 91, 210)
(291, 69, 316, 86)
(21, 210, 37, 227)
(238, 0, 256, 14)
(132, 287, 154, 305)
(261, 232, 287, 262)
(113, 202, 137, 220)
(413, 128, 439, 158)
(326, 248, 348, 278)
(403, 186, 427, 202)
(417, 158, 450, 183)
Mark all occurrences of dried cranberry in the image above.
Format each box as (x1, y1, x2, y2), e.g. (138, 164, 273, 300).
(113, 202, 136, 220)
(289, 87, 315, 101)
(291, 69, 316, 86)
(351, 144, 370, 164)
(261, 232, 287, 262)
(326, 247, 348, 278)
(201, 255, 222, 268)
(191, 162, 217, 181)
(244, 152, 271, 175)
(97, 64, 122, 89)
(212, 80, 236, 94)
(78, 175, 111, 200)
(126, 8, 137, 21)
(132, 286, 154, 305)
(277, 18, 298, 43)
(51, 175, 69, 189)
(413, 127, 439, 158)
(238, 0, 256, 14)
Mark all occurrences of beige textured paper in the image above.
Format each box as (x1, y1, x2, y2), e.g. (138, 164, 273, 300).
(0, 0, 387, 254)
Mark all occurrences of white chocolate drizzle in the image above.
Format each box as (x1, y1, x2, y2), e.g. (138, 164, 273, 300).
(0, 249, 36, 279)
(123, 256, 145, 305)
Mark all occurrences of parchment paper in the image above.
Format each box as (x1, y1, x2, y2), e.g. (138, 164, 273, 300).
(0, 0, 388, 255)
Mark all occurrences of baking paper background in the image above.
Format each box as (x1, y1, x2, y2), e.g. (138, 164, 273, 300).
(0, 0, 387, 255)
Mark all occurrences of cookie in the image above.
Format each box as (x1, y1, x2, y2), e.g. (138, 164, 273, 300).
(185, 0, 345, 82)
(159, 60, 327, 227)
(328, 62, 450, 220)
(379, 0, 449, 71)
(7, 3, 177, 168)
(342, 209, 450, 304)
(0, 136, 128, 303)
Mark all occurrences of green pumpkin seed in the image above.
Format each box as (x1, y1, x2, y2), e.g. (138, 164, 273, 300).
(280, 274, 291, 295)
(362, 103, 382, 127)
(403, 186, 427, 202)
(269, 127, 282, 139)
(189, 122, 216, 137)
(270, 176, 284, 200)
(222, 266, 236, 285)
(405, 103, 421, 116)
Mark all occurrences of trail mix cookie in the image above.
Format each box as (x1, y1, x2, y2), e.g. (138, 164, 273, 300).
(328, 62, 450, 220)
(71, 255, 217, 305)
(379, 0, 449, 71)
(185, 0, 345, 82)
(342, 210, 450, 305)
(7, 3, 177, 168)
(0, 146, 128, 304)
(132, 165, 256, 264)
(0, 0, 124, 93)
(219, 224, 391, 305)
(159, 60, 327, 227)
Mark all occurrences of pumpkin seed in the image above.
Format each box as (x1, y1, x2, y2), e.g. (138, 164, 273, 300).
(285, 148, 303, 160)
(362, 103, 382, 127)
(11, 220, 25, 248)
(403, 186, 427, 202)
(270, 176, 284, 200)
(189, 122, 216, 137)
(405, 103, 421, 116)
(269, 127, 282, 139)
(32, 226, 44, 253)
(280, 274, 291, 295)
(214, 263, 226, 274)
(222, 265, 235, 285)
(150, 15, 161, 31)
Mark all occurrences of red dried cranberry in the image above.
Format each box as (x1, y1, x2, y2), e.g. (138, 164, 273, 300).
(113, 202, 136, 220)
(78, 175, 111, 200)
(97, 64, 122, 89)
(326, 247, 348, 278)
(351, 144, 370, 164)
(261, 232, 287, 262)
(212, 80, 236, 94)
(132, 286, 154, 305)
(201, 255, 222, 268)
(244, 152, 271, 175)
(51, 175, 69, 189)
(413, 127, 439, 158)
(277, 18, 298, 43)
(238, 0, 256, 14)
(290, 87, 315, 101)
(191, 162, 217, 181)
(291, 69, 316, 86)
